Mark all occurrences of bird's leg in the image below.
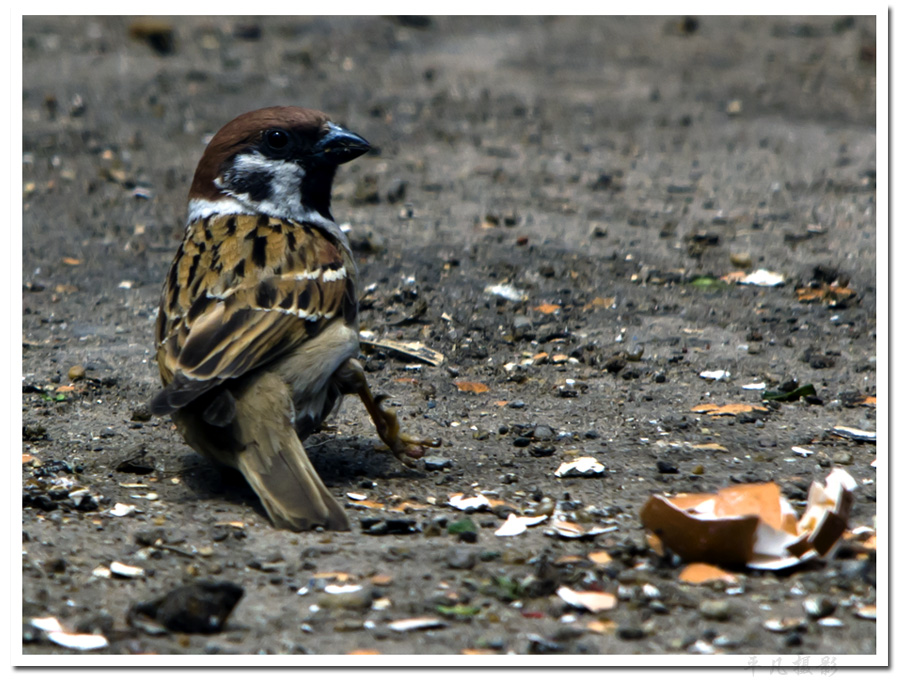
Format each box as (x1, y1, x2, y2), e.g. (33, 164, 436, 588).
(335, 359, 440, 465)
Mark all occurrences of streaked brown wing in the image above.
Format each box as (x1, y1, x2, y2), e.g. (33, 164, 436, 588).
(151, 213, 356, 415)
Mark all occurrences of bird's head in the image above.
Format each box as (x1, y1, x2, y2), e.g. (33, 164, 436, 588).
(187, 106, 371, 225)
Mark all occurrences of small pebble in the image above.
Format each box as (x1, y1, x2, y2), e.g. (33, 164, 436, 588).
(533, 425, 554, 440)
(530, 445, 556, 457)
(445, 547, 477, 570)
(317, 587, 373, 611)
(699, 599, 732, 621)
(423, 456, 453, 471)
(730, 252, 752, 268)
(526, 634, 563, 654)
(803, 595, 836, 619)
(131, 404, 152, 422)
(617, 625, 645, 640)
(832, 451, 853, 465)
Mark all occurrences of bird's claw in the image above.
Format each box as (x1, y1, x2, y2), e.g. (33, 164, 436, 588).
(372, 395, 440, 466)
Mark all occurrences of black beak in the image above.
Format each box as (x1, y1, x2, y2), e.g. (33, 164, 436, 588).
(312, 122, 371, 165)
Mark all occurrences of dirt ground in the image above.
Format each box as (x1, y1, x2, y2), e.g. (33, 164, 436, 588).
(21, 16, 878, 659)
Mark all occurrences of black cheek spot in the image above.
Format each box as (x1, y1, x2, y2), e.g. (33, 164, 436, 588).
(232, 170, 274, 202)
(225, 217, 237, 236)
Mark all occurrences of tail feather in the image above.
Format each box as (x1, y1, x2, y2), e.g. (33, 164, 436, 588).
(235, 434, 349, 532)
(210, 371, 349, 531)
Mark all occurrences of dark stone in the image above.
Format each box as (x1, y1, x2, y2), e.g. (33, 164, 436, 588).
(128, 581, 244, 634)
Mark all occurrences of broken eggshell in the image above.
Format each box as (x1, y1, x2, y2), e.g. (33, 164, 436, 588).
(554, 457, 605, 478)
(494, 513, 548, 537)
(639, 469, 857, 569)
(556, 586, 617, 613)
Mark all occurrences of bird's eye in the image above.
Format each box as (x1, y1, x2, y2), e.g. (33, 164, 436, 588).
(264, 129, 290, 152)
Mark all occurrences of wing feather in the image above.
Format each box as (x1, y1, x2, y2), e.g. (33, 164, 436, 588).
(151, 213, 356, 415)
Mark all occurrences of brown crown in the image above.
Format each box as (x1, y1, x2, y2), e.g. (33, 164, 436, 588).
(188, 107, 331, 202)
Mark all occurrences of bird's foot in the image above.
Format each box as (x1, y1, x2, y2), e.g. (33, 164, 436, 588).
(371, 394, 441, 466)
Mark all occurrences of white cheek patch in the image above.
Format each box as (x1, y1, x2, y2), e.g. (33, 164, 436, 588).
(189, 152, 355, 252)
(187, 197, 248, 224)
(205, 152, 334, 229)
(226, 153, 302, 206)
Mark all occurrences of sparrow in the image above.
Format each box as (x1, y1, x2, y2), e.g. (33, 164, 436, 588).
(150, 106, 437, 531)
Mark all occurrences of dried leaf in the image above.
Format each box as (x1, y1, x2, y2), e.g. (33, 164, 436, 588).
(454, 380, 490, 394)
(691, 443, 729, 452)
(588, 550, 613, 565)
(388, 501, 429, 513)
(533, 303, 561, 314)
(370, 574, 394, 586)
(359, 337, 445, 366)
(796, 284, 855, 305)
(679, 563, 738, 585)
(349, 499, 385, 510)
(692, 403, 769, 416)
(586, 620, 617, 634)
(584, 296, 615, 310)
